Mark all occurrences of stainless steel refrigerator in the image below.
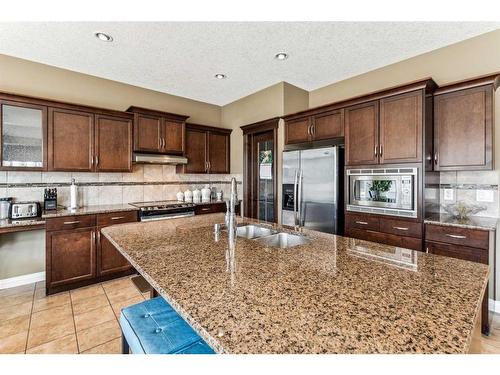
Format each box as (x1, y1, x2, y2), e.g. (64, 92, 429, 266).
(282, 146, 344, 234)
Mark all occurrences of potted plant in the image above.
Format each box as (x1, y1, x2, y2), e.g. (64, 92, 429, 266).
(369, 180, 392, 201)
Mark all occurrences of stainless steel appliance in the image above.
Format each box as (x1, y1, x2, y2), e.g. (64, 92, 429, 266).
(0, 197, 12, 219)
(9, 201, 40, 219)
(282, 146, 344, 234)
(346, 167, 417, 218)
(129, 201, 195, 221)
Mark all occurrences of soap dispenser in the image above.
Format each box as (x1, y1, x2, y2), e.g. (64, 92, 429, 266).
(69, 178, 79, 210)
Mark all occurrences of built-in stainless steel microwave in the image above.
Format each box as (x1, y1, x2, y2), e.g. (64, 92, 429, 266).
(346, 168, 418, 218)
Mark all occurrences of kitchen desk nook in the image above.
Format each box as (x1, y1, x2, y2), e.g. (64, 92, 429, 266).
(101, 213, 488, 354)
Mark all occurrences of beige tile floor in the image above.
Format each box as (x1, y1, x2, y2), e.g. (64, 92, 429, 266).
(0, 276, 149, 354)
(1, 276, 500, 354)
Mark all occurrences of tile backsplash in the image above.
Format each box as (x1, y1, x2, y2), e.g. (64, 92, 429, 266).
(425, 170, 499, 218)
(0, 165, 242, 208)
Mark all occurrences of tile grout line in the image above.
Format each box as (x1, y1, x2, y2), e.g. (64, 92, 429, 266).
(23, 283, 36, 354)
(77, 319, 122, 353)
(69, 290, 81, 354)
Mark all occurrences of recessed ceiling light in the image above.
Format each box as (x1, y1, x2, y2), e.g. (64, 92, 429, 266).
(214, 74, 227, 80)
(94, 32, 113, 42)
(275, 52, 288, 60)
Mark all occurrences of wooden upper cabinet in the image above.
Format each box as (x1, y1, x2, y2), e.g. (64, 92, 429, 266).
(178, 123, 231, 174)
(95, 115, 133, 172)
(128, 107, 189, 155)
(208, 131, 230, 173)
(312, 109, 344, 141)
(379, 91, 423, 164)
(345, 101, 379, 166)
(183, 126, 207, 173)
(285, 116, 311, 144)
(48, 107, 94, 171)
(163, 120, 185, 154)
(133, 113, 162, 153)
(434, 77, 498, 171)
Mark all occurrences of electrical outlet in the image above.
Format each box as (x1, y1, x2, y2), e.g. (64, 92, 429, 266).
(443, 188, 454, 201)
(476, 190, 494, 202)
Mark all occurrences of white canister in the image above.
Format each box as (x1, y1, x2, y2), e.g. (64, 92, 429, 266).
(201, 185, 211, 202)
(184, 189, 193, 202)
(176, 191, 184, 202)
(217, 191, 223, 201)
(192, 189, 201, 203)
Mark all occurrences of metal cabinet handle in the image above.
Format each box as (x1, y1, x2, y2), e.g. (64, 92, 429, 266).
(445, 234, 467, 239)
(426, 247, 429, 254)
(95, 155, 99, 166)
(434, 152, 438, 165)
(379, 144, 383, 157)
(207, 161, 211, 172)
(63, 220, 80, 225)
(374, 145, 378, 157)
(393, 226, 409, 231)
(111, 216, 125, 220)
(91, 230, 95, 242)
(311, 124, 315, 136)
(355, 221, 368, 225)
(201, 207, 211, 211)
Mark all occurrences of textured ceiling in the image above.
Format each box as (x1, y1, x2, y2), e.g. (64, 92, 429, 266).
(0, 22, 498, 105)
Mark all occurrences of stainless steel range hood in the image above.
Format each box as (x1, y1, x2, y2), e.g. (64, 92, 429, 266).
(133, 153, 188, 165)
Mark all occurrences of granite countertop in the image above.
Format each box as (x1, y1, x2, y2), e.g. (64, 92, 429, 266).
(102, 214, 488, 354)
(424, 213, 499, 231)
(0, 217, 45, 233)
(42, 204, 138, 219)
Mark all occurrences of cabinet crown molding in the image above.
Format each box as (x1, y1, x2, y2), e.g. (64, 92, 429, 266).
(127, 106, 190, 121)
(434, 73, 500, 96)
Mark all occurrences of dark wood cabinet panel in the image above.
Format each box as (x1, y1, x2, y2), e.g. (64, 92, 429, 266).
(45, 214, 96, 232)
(312, 110, 344, 140)
(97, 229, 132, 276)
(163, 120, 184, 154)
(47, 227, 96, 288)
(379, 216, 422, 238)
(95, 115, 133, 172)
(425, 241, 487, 264)
(345, 101, 379, 166)
(96, 210, 137, 227)
(434, 85, 493, 170)
(346, 228, 422, 251)
(179, 124, 231, 174)
(184, 127, 207, 173)
(379, 91, 422, 164)
(48, 108, 94, 171)
(133, 113, 162, 153)
(345, 212, 379, 232)
(208, 132, 230, 173)
(285, 117, 311, 144)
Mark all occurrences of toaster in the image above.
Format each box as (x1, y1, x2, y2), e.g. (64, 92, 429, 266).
(9, 201, 41, 219)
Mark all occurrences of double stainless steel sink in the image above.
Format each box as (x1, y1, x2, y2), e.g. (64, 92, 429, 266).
(235, 224, 311, 249)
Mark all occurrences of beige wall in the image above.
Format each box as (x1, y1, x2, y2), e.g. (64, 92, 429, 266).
(0, 53, 221, 125)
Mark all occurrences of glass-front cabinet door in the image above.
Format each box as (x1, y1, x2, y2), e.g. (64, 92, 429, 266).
(0, 100, 47, 169)
(256, 136, 275, 222)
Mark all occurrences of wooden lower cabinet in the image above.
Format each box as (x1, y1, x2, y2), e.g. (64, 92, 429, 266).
(425, 223, 492, 335)
(97, 228, 132, 276)
(194, 202, 240, 215)
(345, 212, 422, 251)
(46, 211, 137, 294)
(46, 227, 96, 288)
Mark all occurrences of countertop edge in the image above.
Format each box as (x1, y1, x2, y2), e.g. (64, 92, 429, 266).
(101, 224, 225, 354)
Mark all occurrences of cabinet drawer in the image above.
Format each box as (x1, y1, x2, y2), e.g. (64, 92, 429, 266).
(345, 213, 379, 231)
(195, 203, 226, 215)
(97, 210, 138, 226)
(379, 217, 422, 238)
(425, 241, 488, 264)
(347, 228, 422, 251)
(425, 224, 489, 249)
(46, 214, 96, 231)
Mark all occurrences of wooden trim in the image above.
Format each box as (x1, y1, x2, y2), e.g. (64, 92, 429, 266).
(283, 78, 437, 121)
(240, 117, 280, 135)
(0, 91, 133, 120)
(186, 122, 232, 134)
(127, 106, 189, 121)
(434, 73, 500, 95)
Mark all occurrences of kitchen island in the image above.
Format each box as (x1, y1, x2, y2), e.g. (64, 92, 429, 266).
(101, 213, 488, 354)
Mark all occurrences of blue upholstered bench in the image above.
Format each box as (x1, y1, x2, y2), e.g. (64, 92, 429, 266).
(119, 296, 215, 354)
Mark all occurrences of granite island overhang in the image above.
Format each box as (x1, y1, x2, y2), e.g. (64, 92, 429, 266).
(101, 213, 489, 354)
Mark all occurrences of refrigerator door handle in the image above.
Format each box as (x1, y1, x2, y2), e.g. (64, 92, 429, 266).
(297, 169, 303, 226)
(293, 170, 298, 226)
